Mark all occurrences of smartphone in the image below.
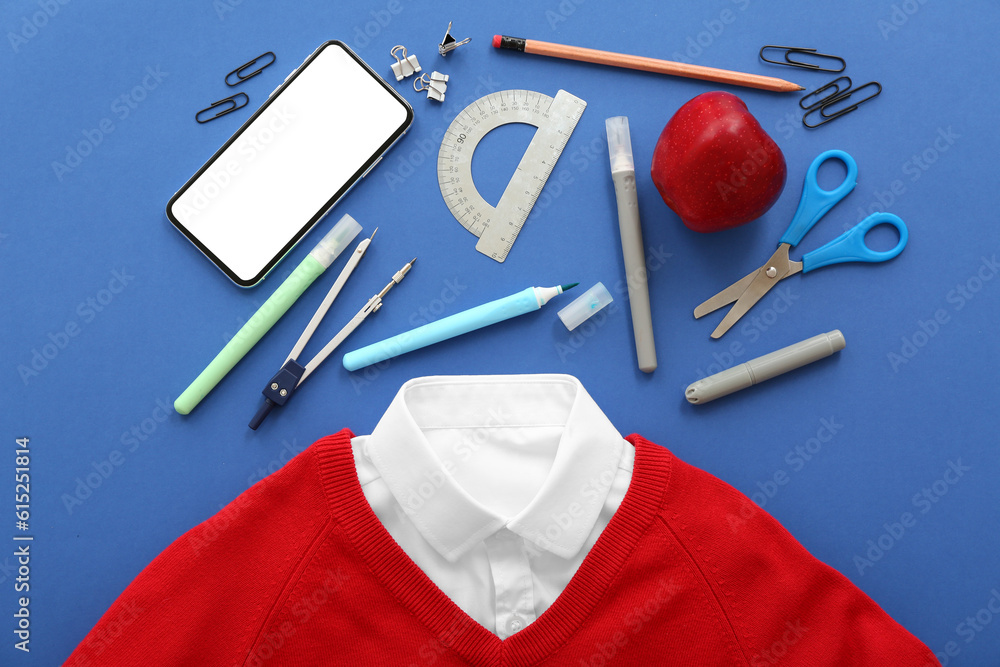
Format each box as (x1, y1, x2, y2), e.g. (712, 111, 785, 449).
(167, 41, 412, 287)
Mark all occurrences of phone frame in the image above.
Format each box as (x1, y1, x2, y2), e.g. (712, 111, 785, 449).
(166, 40, 413, 287)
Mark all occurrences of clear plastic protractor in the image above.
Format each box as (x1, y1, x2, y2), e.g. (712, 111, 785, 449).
(437, 89, 584, 239)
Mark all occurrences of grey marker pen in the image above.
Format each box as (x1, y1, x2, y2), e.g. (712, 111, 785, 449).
(607, 116, 657, 373)
(685, 330, 846, 404)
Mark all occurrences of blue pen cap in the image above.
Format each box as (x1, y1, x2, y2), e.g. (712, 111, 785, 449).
(558, 282, 614, 331)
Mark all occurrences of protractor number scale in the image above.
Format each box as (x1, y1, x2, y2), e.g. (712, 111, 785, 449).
(438, 89, 587, 263)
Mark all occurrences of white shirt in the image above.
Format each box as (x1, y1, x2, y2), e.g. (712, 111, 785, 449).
(351, 374, 634, 639)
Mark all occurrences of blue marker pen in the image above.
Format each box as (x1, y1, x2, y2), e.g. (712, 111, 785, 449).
(342, 283, 578, 370)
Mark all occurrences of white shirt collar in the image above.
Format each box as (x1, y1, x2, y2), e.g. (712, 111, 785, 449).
(362, 375, 625, 562)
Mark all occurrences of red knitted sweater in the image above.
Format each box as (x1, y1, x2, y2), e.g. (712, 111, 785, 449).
(65, 431, 935, 666)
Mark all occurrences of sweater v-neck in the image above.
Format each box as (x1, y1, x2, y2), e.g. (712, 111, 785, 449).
(315, 429, 671, 666)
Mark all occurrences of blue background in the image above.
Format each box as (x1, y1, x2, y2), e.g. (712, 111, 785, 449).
(2, 0, 998, 664)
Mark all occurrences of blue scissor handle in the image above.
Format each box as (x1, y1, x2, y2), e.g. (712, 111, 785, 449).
(778, 150, 859, 247)
(802, 212, 908, 272)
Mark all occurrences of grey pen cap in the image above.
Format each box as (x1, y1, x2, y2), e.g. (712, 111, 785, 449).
(686, 330, 846, 404)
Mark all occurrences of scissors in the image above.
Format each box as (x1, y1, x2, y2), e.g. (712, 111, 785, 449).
(694, 149, 908, 339)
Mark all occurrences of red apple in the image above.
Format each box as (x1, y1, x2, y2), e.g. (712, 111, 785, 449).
(650, 91, 786, 233)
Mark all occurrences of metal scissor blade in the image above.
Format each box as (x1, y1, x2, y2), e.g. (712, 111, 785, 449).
(709, 244, 797, 339)
(694, 267, 763, 318)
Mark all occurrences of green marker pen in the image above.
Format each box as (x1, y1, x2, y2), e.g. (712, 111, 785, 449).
(174, 214, 362, 415)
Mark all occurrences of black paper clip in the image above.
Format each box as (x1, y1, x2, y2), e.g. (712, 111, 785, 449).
(799, 76, 853, 111)
(760, 46, 846, 73)
(195, 92, 249, 123)
(225, 51, 276, 86)
(803, 81, 882, 128)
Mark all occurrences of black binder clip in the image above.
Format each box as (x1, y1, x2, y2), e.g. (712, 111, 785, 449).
(760, 45, 846, 73)
(225, 51, 276, 86)
(195, 92, 249, 123)
(802, 81, 882, 128)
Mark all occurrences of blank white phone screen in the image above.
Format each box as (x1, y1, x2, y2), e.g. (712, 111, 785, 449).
(169, 43, 409, 285)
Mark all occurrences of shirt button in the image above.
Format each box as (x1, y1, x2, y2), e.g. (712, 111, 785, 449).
(506, 616, 525, 634)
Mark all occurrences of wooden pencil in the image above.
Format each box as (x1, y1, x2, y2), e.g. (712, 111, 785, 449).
(492, 35, 804, 93)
